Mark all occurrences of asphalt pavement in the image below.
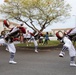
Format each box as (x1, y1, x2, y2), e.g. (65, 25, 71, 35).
(0, 46, 76, 75)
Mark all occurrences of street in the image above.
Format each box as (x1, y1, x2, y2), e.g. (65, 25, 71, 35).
(0, 46, 76, 75)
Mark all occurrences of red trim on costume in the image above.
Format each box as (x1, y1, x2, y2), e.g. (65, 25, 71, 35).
(40, 33, 43, 36)
(9, 28, 13, 32)
(29, 32, 34, 36)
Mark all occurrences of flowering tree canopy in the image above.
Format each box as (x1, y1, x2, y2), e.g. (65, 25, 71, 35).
(0, 0, 71, 33)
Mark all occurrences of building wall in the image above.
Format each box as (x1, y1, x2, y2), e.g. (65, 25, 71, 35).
(0, 20, 4, 34)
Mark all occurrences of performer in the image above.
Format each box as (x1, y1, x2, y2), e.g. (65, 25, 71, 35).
(0, 19, 26, 64)
(28, 31, 38, 53)
(23, 30, 31, 46)
(29, 32, 43, 53)
(56, 31, 76, 67)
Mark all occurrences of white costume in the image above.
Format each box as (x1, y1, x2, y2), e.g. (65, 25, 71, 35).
(31, 36, 38, 47)
(1, 20, 26, 64)
(23, 30, 38, 53)
(62, 36, 76, 57)
(30, 36, 38, 53)
(56, 31, 76, 67)
(0, 39, 16, 53)
(0, 25, 26, 64)
(59, 36, 76, 67)
(0, 26, 20, 64)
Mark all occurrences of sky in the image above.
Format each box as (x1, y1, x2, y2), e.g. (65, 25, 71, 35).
(0, 0, 4, 4)
(0, 0, 76, 31)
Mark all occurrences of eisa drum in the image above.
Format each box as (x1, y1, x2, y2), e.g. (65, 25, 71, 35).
(56, 31, 64, 40)
(3, 19, 10, 28)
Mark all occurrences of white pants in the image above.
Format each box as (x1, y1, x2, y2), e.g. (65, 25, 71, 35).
(0, 38, 16, 53)
(33, 39, 38, 47)
(64, 43, 76, 57)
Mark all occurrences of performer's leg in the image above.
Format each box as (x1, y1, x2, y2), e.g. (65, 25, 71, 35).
(9, 53, 15, 61)
(9, 53, 17, 64)
(33, 39, 38, 53)
(7, 43, 17, 64)
(35, 46, 38, 53)
(7, 43, 16, 53)
(70, 56, 76, 67)
(59, 46, 68, 57)
(0, 39, 6, 45)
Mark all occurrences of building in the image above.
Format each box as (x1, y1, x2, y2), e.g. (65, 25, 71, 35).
(51, 28, 74, 36)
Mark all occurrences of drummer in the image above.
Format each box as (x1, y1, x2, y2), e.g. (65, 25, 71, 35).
(56, 31, 76, 67)
(0, 19, 26, 64)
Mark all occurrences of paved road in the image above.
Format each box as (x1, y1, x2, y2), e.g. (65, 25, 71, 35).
(0, 46, 76, 75)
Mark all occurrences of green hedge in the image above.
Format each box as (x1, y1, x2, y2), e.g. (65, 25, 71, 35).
(16, 40, 60, 47)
